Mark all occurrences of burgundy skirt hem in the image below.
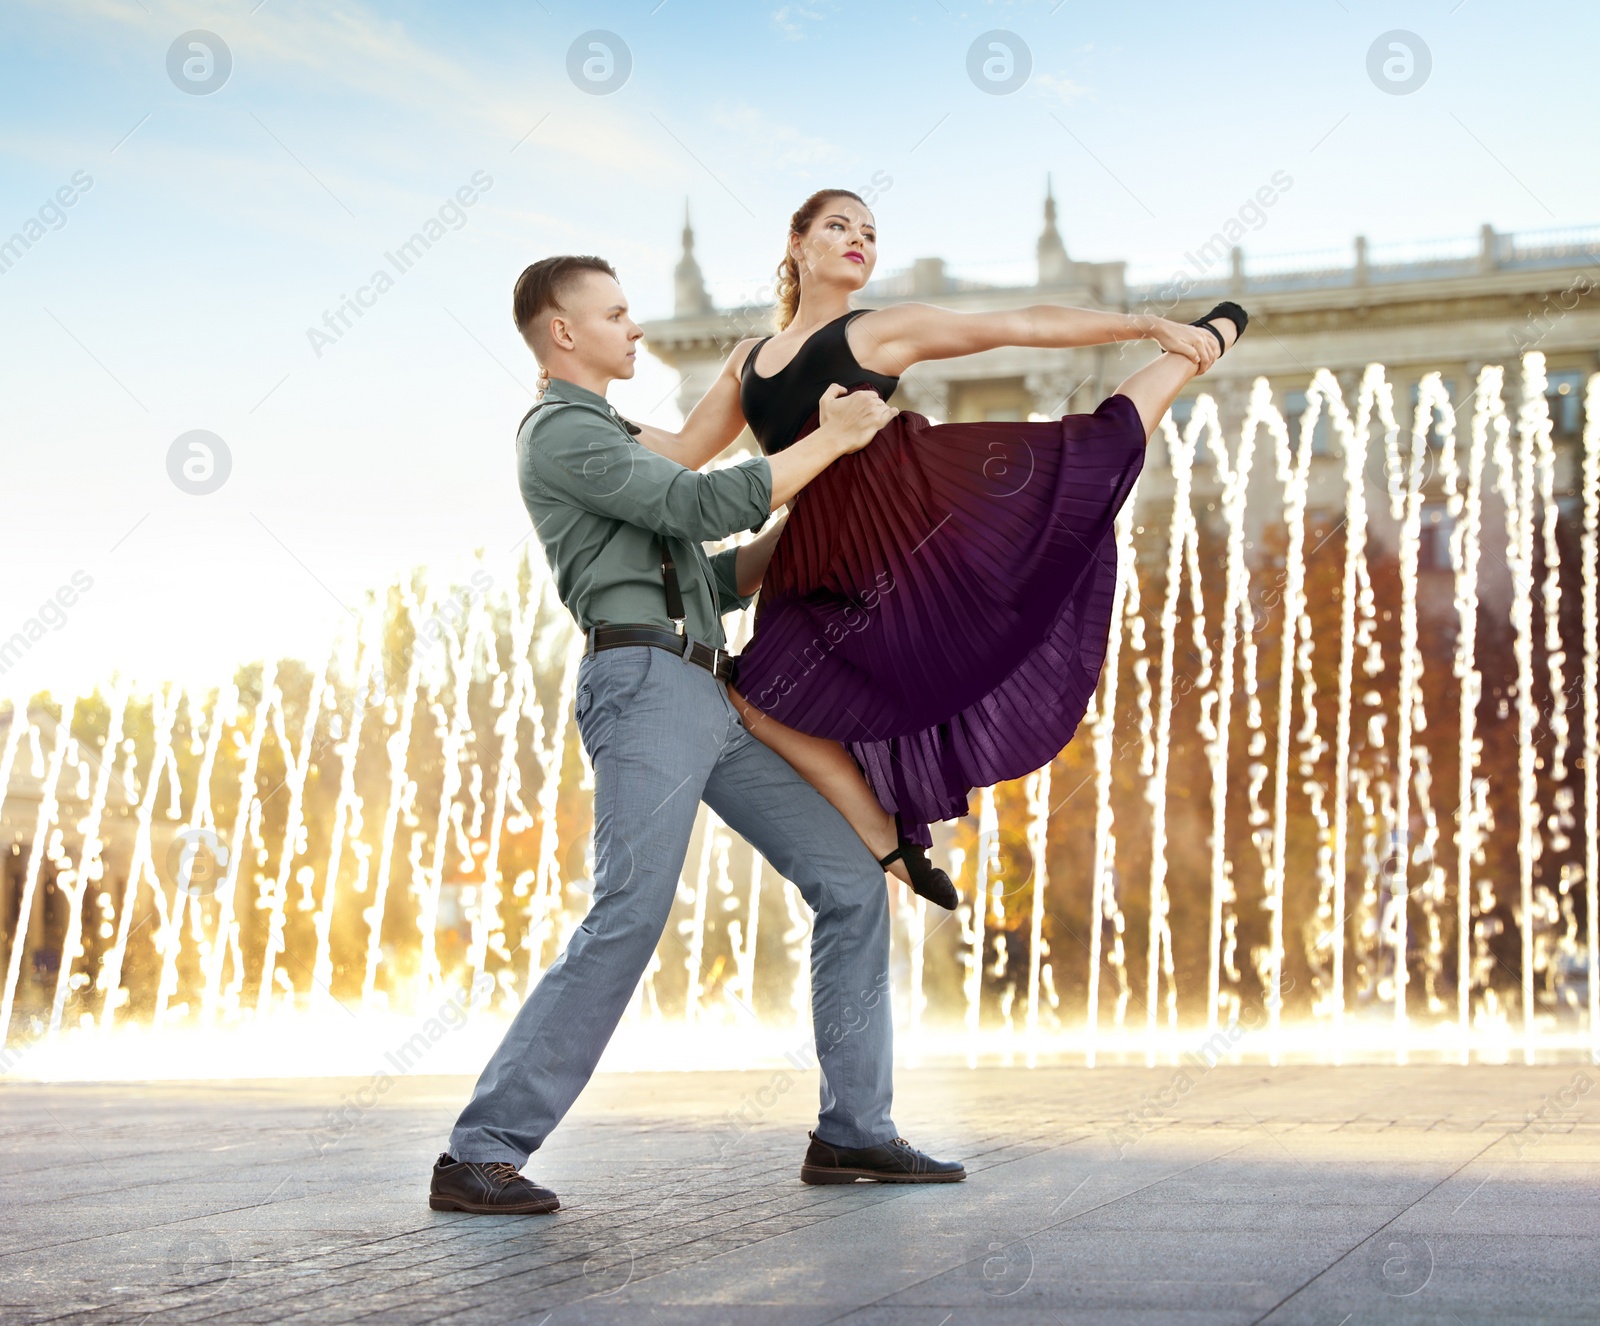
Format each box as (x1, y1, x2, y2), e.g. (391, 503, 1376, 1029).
(733, 391, 1145, 847)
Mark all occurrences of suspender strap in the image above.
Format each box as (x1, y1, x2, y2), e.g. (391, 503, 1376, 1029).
(658, 537, 686, 634)
(518, 399, 550, 432)
(522, 399, 689, 634)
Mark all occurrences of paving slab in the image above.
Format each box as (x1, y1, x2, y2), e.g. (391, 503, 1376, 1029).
(0, 1064, 1595, 1324)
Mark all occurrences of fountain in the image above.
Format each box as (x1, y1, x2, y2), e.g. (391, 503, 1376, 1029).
(2, 355, 1597, 1079)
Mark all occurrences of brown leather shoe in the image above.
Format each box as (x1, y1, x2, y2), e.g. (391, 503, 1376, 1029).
(799, 1130, 966, 1184)
(429, 1153, 560, 1214)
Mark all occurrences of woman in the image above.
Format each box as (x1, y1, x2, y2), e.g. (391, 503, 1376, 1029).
(632, 189, 1246, 908)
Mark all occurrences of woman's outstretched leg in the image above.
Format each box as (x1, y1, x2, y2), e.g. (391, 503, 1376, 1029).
(725, 686, 909, 883)
(1113, 313, 1240, 439)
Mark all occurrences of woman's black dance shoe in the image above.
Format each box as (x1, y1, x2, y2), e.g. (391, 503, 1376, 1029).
(878, 840, 959, 910)
(1189, 300, 1249, 356)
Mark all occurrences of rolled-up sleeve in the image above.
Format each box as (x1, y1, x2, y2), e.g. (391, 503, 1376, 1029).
(708, 547, 755, 614)
(528, 409, 772, 542)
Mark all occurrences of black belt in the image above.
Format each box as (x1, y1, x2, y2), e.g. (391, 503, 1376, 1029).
(585, 624, 736, 683)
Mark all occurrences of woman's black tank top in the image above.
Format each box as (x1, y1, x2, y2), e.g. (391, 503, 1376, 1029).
(738, 309, 900, 454)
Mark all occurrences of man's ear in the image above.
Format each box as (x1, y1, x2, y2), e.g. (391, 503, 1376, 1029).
(548, 313, 576, 352)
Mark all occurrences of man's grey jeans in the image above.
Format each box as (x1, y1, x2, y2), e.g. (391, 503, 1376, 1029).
(449, 642, 899, 1164)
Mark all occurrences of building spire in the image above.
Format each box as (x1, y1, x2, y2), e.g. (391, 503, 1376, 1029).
(674, 200, 712, 317)
(1037, 174, 1070, 286)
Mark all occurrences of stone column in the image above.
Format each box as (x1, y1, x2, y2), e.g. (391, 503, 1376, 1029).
(674, 358, 723, 425)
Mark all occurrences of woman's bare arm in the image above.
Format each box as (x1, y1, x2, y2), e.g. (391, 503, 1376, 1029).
(850, 303, 1220, 377)
(631, 338, 762, 470)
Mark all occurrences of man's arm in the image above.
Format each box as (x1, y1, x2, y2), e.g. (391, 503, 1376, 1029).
(707, 545, 752, 615)
(764, 387, 894, 507)
(731, 509, 788, 596)
(529, 389, 893, 536)
(705, 507, 789, 614)
(527, 405, 772, 542)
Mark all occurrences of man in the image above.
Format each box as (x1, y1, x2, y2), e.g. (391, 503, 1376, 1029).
(429, 255, 965, 1214)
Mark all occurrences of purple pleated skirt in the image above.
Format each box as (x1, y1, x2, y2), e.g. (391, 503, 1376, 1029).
(731, 391, 1146, 846)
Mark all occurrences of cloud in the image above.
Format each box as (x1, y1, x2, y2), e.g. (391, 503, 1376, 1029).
(704, 103, 845, 171)
(1033, 73, 1093, 105)
(11, 0, 672, 181)
(770, 4, 830, 42)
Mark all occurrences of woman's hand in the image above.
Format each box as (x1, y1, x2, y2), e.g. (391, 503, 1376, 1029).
(816, 383, 898, 455)
(1145, 317, 1219, 372)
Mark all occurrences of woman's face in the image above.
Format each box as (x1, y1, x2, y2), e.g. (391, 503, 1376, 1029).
(791, 196, 877, 295)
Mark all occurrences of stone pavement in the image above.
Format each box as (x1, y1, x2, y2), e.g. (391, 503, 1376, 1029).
(1, 1062, 1596, 1324)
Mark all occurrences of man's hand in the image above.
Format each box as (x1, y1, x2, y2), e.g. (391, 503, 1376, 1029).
(816, 383, 898, 454)
(766, 386, 898, 509)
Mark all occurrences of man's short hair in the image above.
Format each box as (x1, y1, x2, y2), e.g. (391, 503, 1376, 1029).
(513, 255, 617, 347)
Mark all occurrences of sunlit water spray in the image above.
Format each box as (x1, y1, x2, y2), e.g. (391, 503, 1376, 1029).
(3, 357, 1598, 1079)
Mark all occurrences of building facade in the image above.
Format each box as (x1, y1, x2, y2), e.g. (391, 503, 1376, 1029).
(640, 186, 1600, 564)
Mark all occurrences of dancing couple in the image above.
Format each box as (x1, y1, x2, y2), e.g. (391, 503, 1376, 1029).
(430, 188, 1247, 1213)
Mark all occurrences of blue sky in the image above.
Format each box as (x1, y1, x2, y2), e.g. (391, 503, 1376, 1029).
(1, 0, 1595, 691)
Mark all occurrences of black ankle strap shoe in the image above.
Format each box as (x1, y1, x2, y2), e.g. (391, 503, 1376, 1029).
(878, 839, 960, 910)
(429, 1153, 560, 1214)
(800, 1130, 966, 1184)
(1189, 300, 1249, 356)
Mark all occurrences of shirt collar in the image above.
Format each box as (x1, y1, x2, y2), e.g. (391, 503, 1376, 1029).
(542, 377, 641, 433)
(543, 376, 608, 408)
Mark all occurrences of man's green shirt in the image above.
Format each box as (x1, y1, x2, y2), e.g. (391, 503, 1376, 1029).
(515, 377, 774, 649)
